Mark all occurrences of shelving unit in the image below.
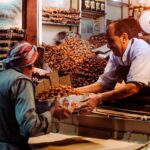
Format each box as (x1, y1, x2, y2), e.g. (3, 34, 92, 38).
(42, 0, 80, 45)
(42, 21, 79, 33)
(80, 0, 106, 40)
(81, 0, 105, 19)
(42, 21, 79, 27)
(82, 11, 105, 19)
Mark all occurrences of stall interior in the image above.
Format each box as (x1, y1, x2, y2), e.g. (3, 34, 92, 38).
(1, 0, 150, 142)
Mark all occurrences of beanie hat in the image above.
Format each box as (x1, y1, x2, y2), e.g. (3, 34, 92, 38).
(2, 42, 38, 67)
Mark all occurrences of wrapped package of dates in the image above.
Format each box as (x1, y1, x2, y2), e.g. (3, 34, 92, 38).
(59, 94, 90, 113)
(36, 94, 89, 114)
(35, 84, 88, 113)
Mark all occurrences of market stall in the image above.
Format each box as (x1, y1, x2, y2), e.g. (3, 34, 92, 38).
(1, 0, 150, 150)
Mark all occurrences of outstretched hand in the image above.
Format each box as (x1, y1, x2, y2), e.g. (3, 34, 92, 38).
(50, 100, 71, 120)
(77, 94, 102, 114)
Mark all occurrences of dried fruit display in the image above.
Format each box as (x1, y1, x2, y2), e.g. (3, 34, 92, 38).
(36, 84, 81, 100)
(42, 8, 80, 25)
(88, 33, 107, 49)
(0, 28, 25, 60)
(44, 36, 108, 88)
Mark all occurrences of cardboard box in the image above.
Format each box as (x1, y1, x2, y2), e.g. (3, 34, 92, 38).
(48, 71, 59, 86)
(35, 81, 45, 96)
(59, 75, 72, 86)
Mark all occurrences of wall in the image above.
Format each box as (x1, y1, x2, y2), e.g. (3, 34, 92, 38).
(42, 0, 80, 45)
(42, 0, 73, 45)
(81, 17, 105, 40)
(42, 0, 69, 8)
(106, 5, 121, 20)
(131, 0, 150, 6)
(106, 4, 128, 21)
(42, 25, 72, 45)
(81, 0, 129, 40)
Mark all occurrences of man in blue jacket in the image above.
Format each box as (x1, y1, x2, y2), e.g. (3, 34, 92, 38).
(0, 42, 71, 150)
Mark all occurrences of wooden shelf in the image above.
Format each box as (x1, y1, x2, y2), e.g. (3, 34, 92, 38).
(107, 1, 129, 7)
(82, 10, 105, 19)
(42, 21, 79, 27)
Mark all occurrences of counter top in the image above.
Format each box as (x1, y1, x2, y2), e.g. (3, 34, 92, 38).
(29, 133, 147, 150)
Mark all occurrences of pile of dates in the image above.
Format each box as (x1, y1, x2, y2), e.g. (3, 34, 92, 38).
(44, 36, 108, 88)
(36, 84, 81, 100)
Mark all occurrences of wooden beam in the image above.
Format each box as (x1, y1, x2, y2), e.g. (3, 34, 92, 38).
(26, 0, 38, 45)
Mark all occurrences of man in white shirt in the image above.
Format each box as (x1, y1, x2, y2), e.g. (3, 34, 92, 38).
(77, 18, 150, 113)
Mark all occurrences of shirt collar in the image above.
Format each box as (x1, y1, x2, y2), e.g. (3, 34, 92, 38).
(121, 39, 133, 64)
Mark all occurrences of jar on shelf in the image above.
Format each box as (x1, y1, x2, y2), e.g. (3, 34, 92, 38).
(85, 0, 90, 10)
(100, 1, 105, 13)
(90, 0, 96, 11)
(95, 1, 101, 11)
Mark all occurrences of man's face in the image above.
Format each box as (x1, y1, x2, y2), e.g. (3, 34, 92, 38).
(106, 24, 125, 57)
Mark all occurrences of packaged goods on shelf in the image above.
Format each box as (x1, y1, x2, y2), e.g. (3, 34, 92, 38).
(0, 28, 26, 60)
(42, 7, 80, 25)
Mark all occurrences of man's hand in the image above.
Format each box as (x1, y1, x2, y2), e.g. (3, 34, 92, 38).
(50, 100, 71, 120)
(78, 94, 102, 114)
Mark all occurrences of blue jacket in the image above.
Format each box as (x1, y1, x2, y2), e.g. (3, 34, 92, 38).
(0, 69, 52, 149)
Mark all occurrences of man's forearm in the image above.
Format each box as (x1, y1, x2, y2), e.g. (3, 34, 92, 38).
(76, 82, 105, 94)
(100, 83, 140, 103)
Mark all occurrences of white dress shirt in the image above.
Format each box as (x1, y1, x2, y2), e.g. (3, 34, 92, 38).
(98, 38, 150, 89)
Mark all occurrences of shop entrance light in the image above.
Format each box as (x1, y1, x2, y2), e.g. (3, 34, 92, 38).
(0, 0, 13, 3)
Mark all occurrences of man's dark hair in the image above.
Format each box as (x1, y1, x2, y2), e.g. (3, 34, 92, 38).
(113, 18, 143, 39)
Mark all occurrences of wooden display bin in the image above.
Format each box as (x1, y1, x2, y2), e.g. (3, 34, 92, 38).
(35, 71, 72, 96)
